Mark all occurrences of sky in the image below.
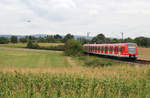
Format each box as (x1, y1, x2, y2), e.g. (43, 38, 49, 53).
(0, 0, 150, 38)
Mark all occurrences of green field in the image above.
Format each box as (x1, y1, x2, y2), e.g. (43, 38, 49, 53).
(0, 45, 150, 97)
(0, 48, 68, 67)
(1, 67, 150, 98)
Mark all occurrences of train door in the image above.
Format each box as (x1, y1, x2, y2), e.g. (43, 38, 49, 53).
(95, 46, 97, 53)
(101, 46, 103, 54)
(98, 46, 100, 54)
(100, 46, 102, 54)
(109, 46, 113, 55)
(105, 46, 108, 54)
(114, 46, 118, 55)
(96, 46, 98, 53)
(116, 46, 119, 56)
(103, 46, 105, 54)
(118, 45, 120, 56)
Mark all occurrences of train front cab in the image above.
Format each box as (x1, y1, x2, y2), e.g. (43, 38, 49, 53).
(127, 43, 138, 60)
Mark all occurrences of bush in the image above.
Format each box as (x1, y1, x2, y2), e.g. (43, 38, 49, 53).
(84, 58, 112, 67)
(19, 37, 27, 43)
(64, 39, 84, 56)
(0, 37, 9, 44)
(27, 40, 39, 49)
(39, 45, 64, 51)
(11, 36, 18, 43)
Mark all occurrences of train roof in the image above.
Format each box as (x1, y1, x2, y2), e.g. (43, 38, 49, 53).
(83, 43, 137, 46)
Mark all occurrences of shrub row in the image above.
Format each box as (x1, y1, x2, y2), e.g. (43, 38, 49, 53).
(26, 40, 64, 51)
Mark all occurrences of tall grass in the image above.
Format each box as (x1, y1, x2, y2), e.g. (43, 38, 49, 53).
(75, 56, 118, 67)
(0, 72, 150, 97)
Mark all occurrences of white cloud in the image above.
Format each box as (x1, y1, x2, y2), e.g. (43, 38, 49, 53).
(0, 0, 150, 38)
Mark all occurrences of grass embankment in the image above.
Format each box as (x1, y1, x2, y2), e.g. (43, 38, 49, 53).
(0, 48, 68, 67)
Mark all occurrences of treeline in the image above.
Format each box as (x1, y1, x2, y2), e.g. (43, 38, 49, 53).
(0, 33, 150, 47)
(88, 34, 150, 47)
(0, 34, 74, 44)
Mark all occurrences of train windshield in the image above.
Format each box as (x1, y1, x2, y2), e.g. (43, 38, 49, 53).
(128, 43, 136, 53)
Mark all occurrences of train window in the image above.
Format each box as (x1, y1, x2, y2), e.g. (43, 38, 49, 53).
(115, 47, 118, 52)
(108, 47, 110, 51)
(105, 47, 107, 51)
(111, 47, 112, 52)
(110, 47, 112, 52)
(117, 47, 118, 52)
(112, 47, 114, 51)
(119, 47, 122, 52)
(98, 47, 100, 51)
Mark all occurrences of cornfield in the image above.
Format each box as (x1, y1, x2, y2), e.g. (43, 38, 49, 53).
(0, 72, 150, 98)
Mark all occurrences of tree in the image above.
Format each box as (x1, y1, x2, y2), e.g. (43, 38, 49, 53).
(0, 37, 9, 44)
(28, 36, 36, 40)
(19, 37, 27, 43)
(91, 34, 105, 44)
(54, 34, 62, 39)
(11, 36, 18, 43)
(77, 38, 90, 45)
(124, 37, 133, 43)
(135, 37, 150, 47)
(45, 35, 56, 43)
(112, 38, 120, 43)
(64, 39, 83, 56)
(63, 34, 74, 42)
(27, 40, 39, 49)
(37, 37, 46, 43)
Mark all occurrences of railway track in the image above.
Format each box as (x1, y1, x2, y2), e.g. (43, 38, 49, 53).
(133, 59, 150, 65)
(86, 53, 150, 65)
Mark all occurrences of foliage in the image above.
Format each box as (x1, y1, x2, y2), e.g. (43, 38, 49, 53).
(91, 34, 105, 44)
(124, 37, 134, 43)
(135, 37, 150, 47)
(77, 37, 90, 45)
(19, 37, 28, 43)
(0, 72, 150, 97)
(27, 40, 39, 49)
(64, 39, 83, 56)
(10, 36, 18, 43)
(84, 58, 112, 67)
(54, 34, 62, 39)
(77, 56, 115, 67)
(38, 45, 64, 51)
(0, 37, 9, 44)
(37, 35, 63, 43)
(63, 34, 74, 42)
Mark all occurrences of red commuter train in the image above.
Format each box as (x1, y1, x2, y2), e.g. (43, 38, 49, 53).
(83, 43, 138, 60)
